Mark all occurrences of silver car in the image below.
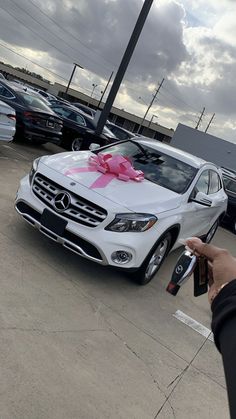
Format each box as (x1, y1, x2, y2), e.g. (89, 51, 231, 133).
(0, 99, 16, 142)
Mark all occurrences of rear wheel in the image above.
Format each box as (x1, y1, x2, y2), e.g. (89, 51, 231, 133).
(134, 232, 172, 285)
(71, 137, 83, 151)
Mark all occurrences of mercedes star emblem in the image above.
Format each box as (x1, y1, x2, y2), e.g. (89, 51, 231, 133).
(53, 191, 71, 212)
(175, 264, 183, 274)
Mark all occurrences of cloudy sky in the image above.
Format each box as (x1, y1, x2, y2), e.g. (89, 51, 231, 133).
(0, 0, 236, 142)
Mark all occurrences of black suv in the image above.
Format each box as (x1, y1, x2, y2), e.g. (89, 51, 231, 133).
(221, 167, 236, 233)
(0, 80, 63, 144)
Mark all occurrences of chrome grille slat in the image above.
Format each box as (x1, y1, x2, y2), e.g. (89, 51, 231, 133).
(32, 173, 107, 227)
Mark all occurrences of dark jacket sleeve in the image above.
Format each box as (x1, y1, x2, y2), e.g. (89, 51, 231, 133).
(211, 279, 236, 419)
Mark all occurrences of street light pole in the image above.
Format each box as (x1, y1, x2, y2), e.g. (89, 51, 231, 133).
(91, 83, 98, 98)
(95, 0, 154, 135)
(148, 114, 158, 128)
(65, 62, 83, 95)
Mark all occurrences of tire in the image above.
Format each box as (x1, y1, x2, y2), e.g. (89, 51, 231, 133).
(71, 137, 83, 151)
(203, 219, 219, 243)
(134, 232, 172, 285)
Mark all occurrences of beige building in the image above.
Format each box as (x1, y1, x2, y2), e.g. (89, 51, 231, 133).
(0, 62, 174, 142)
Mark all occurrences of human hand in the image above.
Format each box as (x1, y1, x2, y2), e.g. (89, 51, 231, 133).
(186, 237, 236, 304)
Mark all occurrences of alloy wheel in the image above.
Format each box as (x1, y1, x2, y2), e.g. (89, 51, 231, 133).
(145, 237, 169, 281)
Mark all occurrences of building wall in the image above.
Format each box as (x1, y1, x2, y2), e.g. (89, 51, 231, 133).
(171, 123, 236, 170)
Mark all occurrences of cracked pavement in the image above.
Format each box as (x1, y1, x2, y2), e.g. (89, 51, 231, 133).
(0, 141, 233, 418)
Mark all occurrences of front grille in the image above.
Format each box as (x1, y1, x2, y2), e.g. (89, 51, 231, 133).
(32, 173, 107, 227)
(15, 201, 103, 261)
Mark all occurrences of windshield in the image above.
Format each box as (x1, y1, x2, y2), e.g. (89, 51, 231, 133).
(95, 141, 197, 194)
(21, 93, 52, 112)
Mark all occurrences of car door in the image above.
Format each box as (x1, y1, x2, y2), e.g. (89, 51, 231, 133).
(207, 169, 228, 218)
(181, 168, 226, 239)
(180, 170, 211, 238)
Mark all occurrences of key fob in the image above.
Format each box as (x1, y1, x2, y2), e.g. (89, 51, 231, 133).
(166, 250, 197, 295)
(193, 257, 209, 296)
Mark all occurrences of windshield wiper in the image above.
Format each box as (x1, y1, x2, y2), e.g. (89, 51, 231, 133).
(129, 139, 149, 157)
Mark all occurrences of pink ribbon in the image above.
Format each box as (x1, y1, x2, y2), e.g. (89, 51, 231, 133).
(64, 153, 144, 189)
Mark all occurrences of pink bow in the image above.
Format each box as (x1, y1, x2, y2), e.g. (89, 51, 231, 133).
(65, 153, 144, 189)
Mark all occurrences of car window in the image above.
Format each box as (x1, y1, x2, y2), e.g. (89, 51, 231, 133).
(52, 107, 71, 117)
(0, 85, 15, 99)
(110, 126, 129, 140)
(94, 140, 197, 193)
(192, 170, 209, 196)
(20, 93, 51, 111)
(223, 176, 236, 194)
(68, 112, 86, 126)
(209, 170, 222, 194)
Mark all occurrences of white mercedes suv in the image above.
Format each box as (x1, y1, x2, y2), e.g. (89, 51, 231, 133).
(15, 138, 227, 285)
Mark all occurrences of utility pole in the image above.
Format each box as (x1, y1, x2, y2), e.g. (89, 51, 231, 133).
(195, 107, 205, 130)
(137, 78, 164, 133)
(65, 62, 83, 95)
(205, 113, 215, 133)
(95, 0, 154, 135)
(97, 71, 114, 109)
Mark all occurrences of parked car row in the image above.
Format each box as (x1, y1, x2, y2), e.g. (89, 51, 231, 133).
(0, 80, 119, 149)
(0, 78, 141, 149)
(0, 80, 63, 144)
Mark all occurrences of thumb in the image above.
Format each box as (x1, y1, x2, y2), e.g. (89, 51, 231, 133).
(186, 237, 222, 262)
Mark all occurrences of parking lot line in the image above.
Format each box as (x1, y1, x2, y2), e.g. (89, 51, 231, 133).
(173, 310, 214, 342)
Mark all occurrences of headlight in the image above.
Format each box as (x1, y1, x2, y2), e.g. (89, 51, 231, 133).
(29, 157, 40, 184)
(105, 213, 157, 232)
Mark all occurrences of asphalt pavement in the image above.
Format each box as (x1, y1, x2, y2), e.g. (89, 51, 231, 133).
(0, 140, 234, 419)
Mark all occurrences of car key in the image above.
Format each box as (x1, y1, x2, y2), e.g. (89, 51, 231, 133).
(193, 256, 209, 296)
(166, 250, 198, 295)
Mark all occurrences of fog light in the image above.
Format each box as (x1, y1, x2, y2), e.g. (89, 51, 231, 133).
(111, 251, 132, 264)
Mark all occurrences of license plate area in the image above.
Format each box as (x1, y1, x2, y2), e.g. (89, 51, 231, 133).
(41, 209, 67, 236)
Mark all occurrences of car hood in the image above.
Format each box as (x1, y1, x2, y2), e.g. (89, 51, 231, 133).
(40, 151, 182, 213)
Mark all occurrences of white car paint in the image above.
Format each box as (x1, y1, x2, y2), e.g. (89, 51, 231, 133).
(15, 139, 228, 281)
(0, 100, 16, 142)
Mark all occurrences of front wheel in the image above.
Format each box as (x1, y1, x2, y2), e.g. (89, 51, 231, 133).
(71, 137, 83, 151)
(134, 232, 172, 285)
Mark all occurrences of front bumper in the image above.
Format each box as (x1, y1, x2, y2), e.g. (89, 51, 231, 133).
(15, 175, 160, 269)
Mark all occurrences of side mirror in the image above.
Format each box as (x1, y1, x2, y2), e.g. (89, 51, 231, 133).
(89, 143, 100, 151)
(190, 191, 212, 207)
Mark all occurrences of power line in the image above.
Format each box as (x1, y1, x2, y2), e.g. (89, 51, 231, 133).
(162, 84, 200, 113)
(0, 5, 75, 63)
(27, 0, 117, 71)
(0, 41, 69, 82)
(9, 0, 114, 76)
(9, 0, 84, 59)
